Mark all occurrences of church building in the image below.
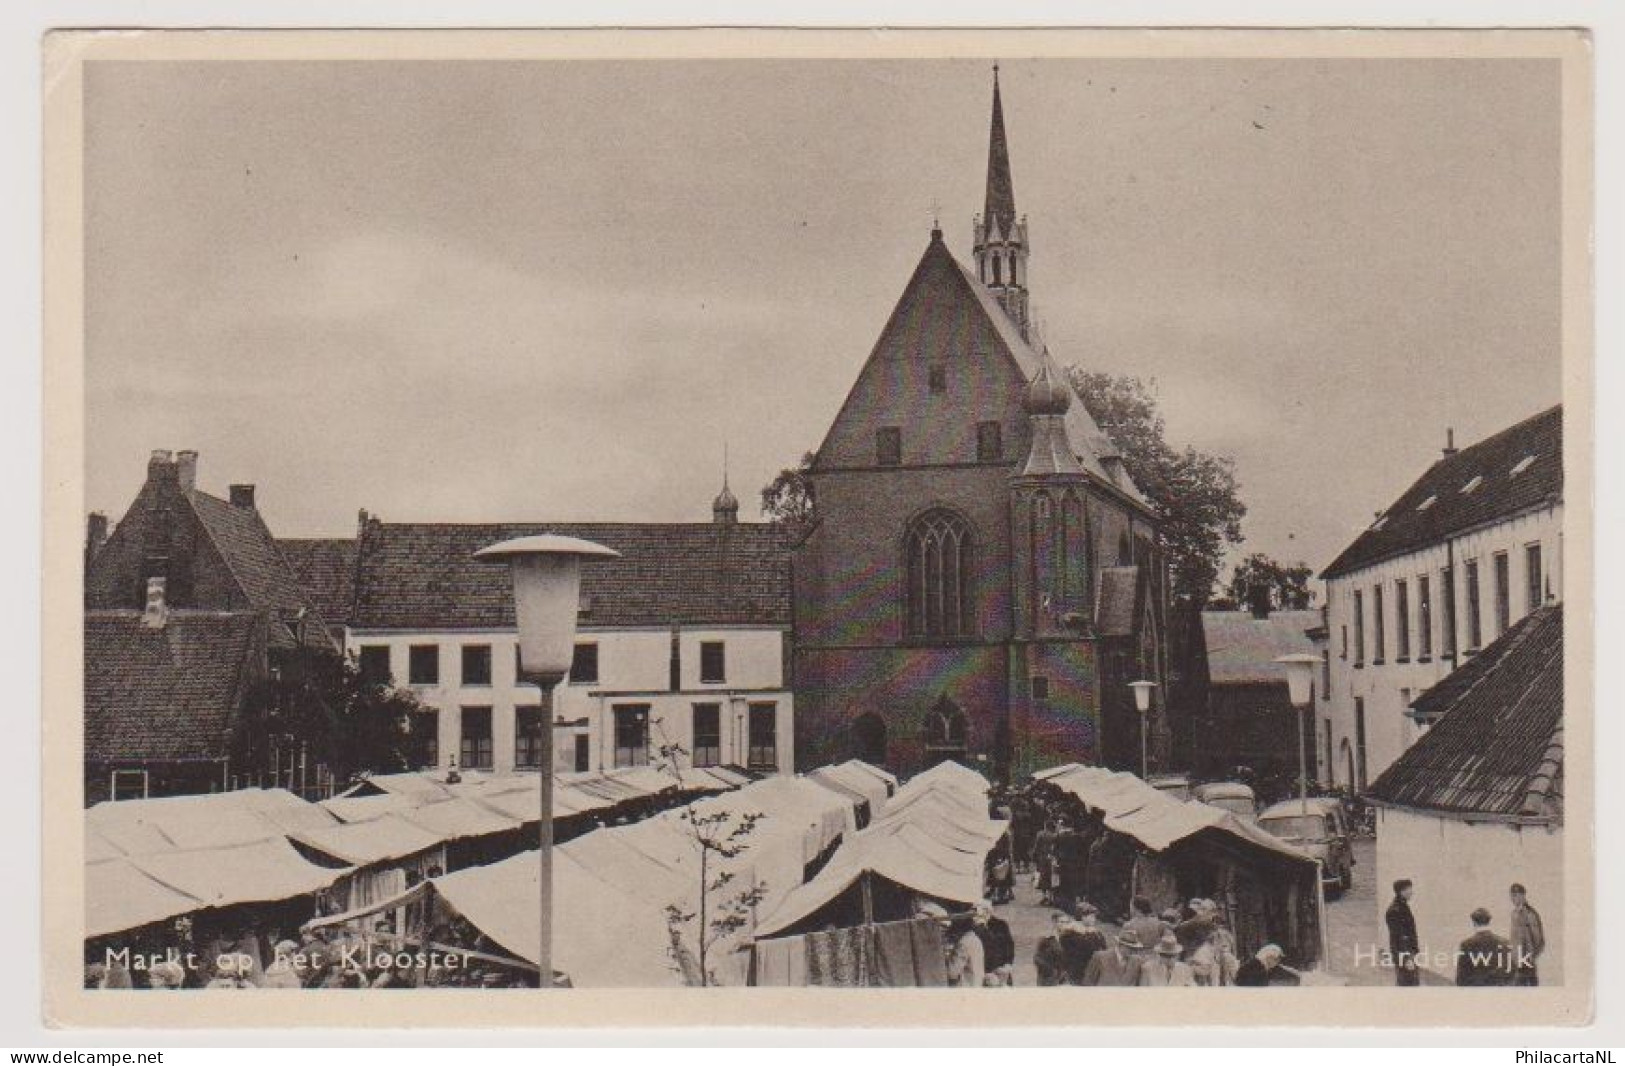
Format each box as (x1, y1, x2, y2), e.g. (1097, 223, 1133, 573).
(791, 72, 1170, 781)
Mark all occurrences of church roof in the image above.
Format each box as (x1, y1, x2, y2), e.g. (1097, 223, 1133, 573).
(946, 249, 1150, 508)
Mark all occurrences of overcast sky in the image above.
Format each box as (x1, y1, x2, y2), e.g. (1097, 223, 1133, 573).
(84, 58, 1561, 579)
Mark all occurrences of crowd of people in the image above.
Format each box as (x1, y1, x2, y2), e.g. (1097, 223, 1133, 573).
(1030, 897, 1286, 988)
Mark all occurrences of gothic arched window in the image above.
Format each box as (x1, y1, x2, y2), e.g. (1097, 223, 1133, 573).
(991, 255, 1003, 286)
(905, 509, 974, 638)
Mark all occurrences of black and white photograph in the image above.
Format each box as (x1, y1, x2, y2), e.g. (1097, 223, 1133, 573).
(38, 27, 1593, 1029)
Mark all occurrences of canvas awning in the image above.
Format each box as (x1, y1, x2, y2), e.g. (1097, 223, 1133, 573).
(320, 793, 413, 825)
(431, 850, 681, 987)
(840, 759, 900, 794)
(808, 764, 888, 813)
(754, 818, 988, 938)
(290, 814, 445, 868)
(85, 857, 205, 939)
(393, 797, 521, 842)
(86, 788, 341, 856)
(1040, 765, 1311, 865)
(895, 760, 989, 803)
(119, 838, 349, 914)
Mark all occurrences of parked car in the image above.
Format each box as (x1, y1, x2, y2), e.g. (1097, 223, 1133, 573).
(1256, 797, 1355, 895)
(1193, 781, 1257, 821)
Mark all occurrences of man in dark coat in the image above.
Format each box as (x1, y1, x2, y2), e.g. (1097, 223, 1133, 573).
(1234, 944, 1284, 986)
(1059, 903, 1110, 984)
(1052, 820, 1088, 912)
(973, 902, 1016, 986)
(1508, 883, 1546, 987)
(1033, 820, 1059, 906)
(1081, 929, 1144, 987)
(1456, 908, 1515, 987)
(1385, 879, 1421, 987)
(1033, 911, 1071, 987)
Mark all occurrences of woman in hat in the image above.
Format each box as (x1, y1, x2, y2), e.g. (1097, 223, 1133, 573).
(1137, 932, 1195, 987)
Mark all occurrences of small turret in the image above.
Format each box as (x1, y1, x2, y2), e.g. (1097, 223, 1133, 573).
(1019, 355, 1084, 478)
(712, 447, 739, 525)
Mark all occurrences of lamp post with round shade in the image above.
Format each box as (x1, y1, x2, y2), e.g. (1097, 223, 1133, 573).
(1274, 652, 1321, 811)
(1128, 680, 1157, 780)
(474, 534, 619, 987)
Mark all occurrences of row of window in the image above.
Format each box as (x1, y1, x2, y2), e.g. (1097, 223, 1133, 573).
(357, 639, 730, 689)
(1344, 543, 1544, 667)
(612, 702, 779, 771)
(422, 700, 779, 773)
(875, 423, 1004, 467)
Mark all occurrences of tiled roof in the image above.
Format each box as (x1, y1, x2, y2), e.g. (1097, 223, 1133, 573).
(949, 253, 1150, 508)
(84, 610, 263, 763)
(187, 491, 335, 648)
(187, 492, 311, 612)
(351, 521, 791, 631)
(1322, 406, 1561, 579)
(1367, 604, 1562, 819)
(1201, 610, 1321, 685)
(278, 537, 358, 626)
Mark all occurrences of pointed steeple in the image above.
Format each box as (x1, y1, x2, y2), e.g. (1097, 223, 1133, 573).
(973, 65, 1031, 340)
(712, 443, 739, 524)
(984, 64, 1017, 237)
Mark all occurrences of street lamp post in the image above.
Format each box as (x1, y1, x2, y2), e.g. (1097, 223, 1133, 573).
(475, 534, 619, 988)
(1128, 680, 1157, 780)
(1275, 653, 1320, 812)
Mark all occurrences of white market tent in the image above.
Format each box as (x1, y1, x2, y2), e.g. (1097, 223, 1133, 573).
(1041, 765, 1307, 861)
(807, 763, 890, 815)
(754, 764, 1005, 938)
(86, 857, 210, 940)
(130, 837, 349, 910)
(431, 850, 680, 988)
(87, 788, 341, 856)
(290, 814, 446, 868)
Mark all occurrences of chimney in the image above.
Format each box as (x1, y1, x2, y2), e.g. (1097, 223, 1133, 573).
(142, 576, 169, 629)
(1442, 428, 1457, 458)
(148, 449, 175, 483)
(1247, 584, 1272, 620)
(229, 484, 256, 509)
(85, 512, 108, 562)
(175, 450, 198, 492)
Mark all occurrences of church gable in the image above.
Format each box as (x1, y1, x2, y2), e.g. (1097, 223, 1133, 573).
(813, 233, 1030, 472)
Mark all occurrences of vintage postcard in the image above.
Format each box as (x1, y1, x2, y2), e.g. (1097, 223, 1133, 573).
(41, 28, 1593, 1028)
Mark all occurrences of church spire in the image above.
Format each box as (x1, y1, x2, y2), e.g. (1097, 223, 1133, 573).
(973, 65, 1031, 340)
(984, 64, 1017, 237)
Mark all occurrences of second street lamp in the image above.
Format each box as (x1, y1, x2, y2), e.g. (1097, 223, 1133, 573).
(1128, 679, 1157, 781)
(474, 533, 619, 988)
(1275, 652, 1321, 812)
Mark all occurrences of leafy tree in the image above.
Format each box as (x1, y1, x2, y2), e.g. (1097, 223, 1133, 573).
(1067, 370, 1247, 607)
(242, 645, 436, 791)
(654, 741, 767, 987)
(1227, 553, 1315, 611)
(759, 451, 817, 538)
